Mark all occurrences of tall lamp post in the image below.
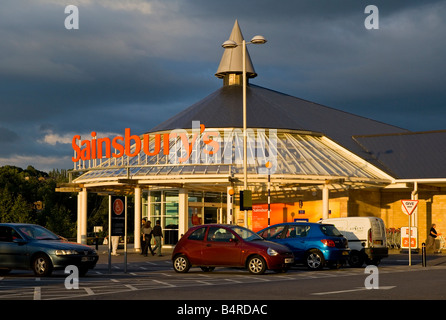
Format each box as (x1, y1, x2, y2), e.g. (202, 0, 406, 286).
(222, 34, 267, 228)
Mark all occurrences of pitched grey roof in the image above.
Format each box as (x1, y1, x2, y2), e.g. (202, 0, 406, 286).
(148, 84, 409, 173)
(353, 130, 446, 179)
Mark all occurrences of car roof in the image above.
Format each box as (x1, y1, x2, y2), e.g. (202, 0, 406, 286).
(0, 223, 36, 227)
(266, 222, 327, 226)
(190, 224, 238, 228)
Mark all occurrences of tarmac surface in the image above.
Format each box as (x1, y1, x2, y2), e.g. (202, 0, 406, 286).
(94, 244, 446, 267)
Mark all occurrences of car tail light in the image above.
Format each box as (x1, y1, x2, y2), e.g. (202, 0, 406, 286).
(321, 239, 335, 247)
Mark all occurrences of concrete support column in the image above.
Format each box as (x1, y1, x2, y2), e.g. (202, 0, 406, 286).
(77, 192, 82, 243)
(134, 187, 141, 252)
(227, 186, 234, 224)
(322, 184, 329, 220)
(79, 188, 88, 244)
(178, 188, 188, 238)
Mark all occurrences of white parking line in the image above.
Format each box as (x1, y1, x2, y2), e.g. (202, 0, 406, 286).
(224, 278, 242, 283)
(33, 287, 41, 300)
(125, 284, 138, 291)
(152, 279, 176, 287)
(311, 286, 396, 296)
(84, 287, 95, 295)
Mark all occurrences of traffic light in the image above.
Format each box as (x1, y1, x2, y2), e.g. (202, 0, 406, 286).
(240, 190, 252, 210)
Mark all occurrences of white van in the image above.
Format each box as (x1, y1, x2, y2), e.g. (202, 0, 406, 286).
(319, 217, 388, 267)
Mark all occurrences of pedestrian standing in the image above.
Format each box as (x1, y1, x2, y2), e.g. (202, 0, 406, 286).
(142, 220, 155, 256)
(111, 235, 120, 256)
(152, 220, 163, 256)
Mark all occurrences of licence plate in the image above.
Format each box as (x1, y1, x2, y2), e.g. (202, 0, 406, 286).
(285, 258, 294, 264)
(342, 251, 349, 255)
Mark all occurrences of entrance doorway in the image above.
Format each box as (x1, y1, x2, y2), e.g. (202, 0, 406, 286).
(204, 207, 218, 224)
(188, 204, 226, 228)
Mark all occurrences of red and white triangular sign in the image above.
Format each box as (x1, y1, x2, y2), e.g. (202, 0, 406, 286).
(401, 200, 419, 216)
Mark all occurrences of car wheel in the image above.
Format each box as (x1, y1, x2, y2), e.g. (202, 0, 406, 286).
(247, 255, 267, 275)
(305, 250, 325, 270)
(348, 251, 364, 268)
(173, 254, 191, 273)
(200, 266, 215, 272)
(32, 253, 53, 277)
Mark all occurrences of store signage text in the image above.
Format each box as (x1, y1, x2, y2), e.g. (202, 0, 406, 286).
(71, 121, 277, 172)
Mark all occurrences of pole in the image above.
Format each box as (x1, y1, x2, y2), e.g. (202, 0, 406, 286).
(108, 195, 111, 274)
(408, 214, 412, 266)
(267, 169, 271, 227)
(242, 39, 248, 228)
(422, 242, 427, 267)
(124, 196, 128, 273)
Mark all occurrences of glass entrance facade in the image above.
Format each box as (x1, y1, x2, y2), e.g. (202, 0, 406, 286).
(143, 190, 227, 246)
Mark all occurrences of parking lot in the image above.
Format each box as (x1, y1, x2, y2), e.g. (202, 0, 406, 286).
(1, 246, 446, 301)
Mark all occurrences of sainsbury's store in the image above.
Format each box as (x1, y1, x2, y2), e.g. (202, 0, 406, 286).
(58, 21, 446, 252)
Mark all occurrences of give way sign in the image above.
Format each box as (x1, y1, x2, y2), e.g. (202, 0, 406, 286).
(401, 200, 419, 216)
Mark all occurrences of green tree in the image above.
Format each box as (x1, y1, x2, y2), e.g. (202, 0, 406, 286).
(10, 194, 35, 223)
(0, 187, 14, 222)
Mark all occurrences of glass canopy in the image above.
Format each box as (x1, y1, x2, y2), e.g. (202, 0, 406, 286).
(72, 129, 391, 189)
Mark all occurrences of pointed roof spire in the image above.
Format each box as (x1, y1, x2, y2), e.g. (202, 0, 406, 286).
(215, 20, 257, 80)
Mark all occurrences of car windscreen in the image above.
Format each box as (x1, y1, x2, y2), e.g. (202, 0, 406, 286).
(231, 226, 263, 241)
(17, 225, 60, 240)
(319, 224, 343, 237)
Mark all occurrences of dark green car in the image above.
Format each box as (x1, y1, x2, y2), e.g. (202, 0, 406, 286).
(0, 223, 98, 276)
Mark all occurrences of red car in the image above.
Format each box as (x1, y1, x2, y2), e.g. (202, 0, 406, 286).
(172, 224, 294, 275)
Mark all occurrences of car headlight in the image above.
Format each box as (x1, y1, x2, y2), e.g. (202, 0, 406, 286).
(55, 249, 78, 255)
(267, 248, 279, 256)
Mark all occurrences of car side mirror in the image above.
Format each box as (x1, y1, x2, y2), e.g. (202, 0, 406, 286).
(229, 238, 238, 243)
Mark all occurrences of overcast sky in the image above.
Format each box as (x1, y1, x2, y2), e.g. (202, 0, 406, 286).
(1, 0, 445, 172)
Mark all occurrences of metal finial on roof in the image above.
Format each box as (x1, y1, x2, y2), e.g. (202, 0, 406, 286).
(215, 20, 257, 81)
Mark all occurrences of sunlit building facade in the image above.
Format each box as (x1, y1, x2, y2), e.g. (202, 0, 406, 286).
(63, 21, 446, 251)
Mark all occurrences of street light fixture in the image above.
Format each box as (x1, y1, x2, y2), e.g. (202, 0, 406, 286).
(221, 34, 267, 228)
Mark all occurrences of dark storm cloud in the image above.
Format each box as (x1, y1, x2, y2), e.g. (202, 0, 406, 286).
(0, 0, 444, 171)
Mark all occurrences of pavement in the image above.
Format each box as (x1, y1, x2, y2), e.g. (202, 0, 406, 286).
(94, 244, 173, 265)
(92, 245, 446, 266)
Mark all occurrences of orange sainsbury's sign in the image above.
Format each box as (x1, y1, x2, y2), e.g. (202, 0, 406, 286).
(71, 121, 278, 172)
(72, 124, 212, 162)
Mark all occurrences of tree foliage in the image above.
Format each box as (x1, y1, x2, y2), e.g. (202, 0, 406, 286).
(0, 165, 81, 238)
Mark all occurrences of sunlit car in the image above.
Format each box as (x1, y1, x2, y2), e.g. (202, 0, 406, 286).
(0, 223, 98, 276)
(172, 224, 294, 275)
(257, 222, 349, 270)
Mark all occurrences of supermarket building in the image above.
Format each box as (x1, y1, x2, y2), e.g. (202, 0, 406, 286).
(60, 21, 446, 251)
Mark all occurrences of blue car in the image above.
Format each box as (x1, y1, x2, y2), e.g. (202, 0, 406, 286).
(0, 223, 98, 276)
(257, 222, 350, 270)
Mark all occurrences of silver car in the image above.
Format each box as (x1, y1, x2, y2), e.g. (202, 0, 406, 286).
(0, 223, 98, 276)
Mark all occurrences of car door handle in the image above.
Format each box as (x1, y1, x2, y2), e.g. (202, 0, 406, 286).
(206, 244, 212, 247)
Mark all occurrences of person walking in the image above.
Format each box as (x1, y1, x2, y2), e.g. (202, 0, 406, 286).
(140, 218, 147, 255)
(152, 220, 163, 256)
(426, 224, 441, 253)
(142, 220, 155, 256)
